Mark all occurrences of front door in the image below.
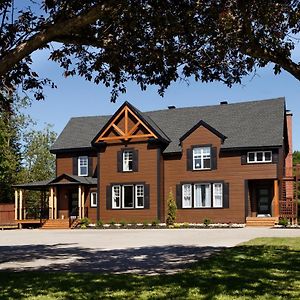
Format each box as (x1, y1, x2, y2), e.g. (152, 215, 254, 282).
(257, 187, 272, 215)
(69, 192, 78, 217)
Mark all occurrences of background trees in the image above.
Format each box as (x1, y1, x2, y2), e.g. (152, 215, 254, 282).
(0, 1, 300, 104)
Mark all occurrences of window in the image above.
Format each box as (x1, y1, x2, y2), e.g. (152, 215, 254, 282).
(123, 150, 133, 171)
(247, 151, 272, 163)
(78, 156, 88, 176)
(213, 183, 223, 207)
(112, 184, 145, 209)
(135, 185, 144, 208)
(182, 184, 192, 208)
(90, 192, 97, 208)
(112, 185, 121, 209)
(182, 182, 223, 208)
(194, 184, 211, 208)
(193, 147, 211, 170)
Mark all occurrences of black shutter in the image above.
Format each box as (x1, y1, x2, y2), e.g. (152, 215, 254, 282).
(223, 183, 229, 208)
(133, 149, 139, 172)
(144, 184, 150, 209)
(117, 151, 122, 172)
(186, 148, 193, 171)
(106, 185, 112, 209)
(176, 184, 182, 209)
(272, 152, 279, 163)
(73, 157, 78, 175)
(241, 153, 247, 165)
(211, 147, 217, 170)
(88, 157, 93, 177)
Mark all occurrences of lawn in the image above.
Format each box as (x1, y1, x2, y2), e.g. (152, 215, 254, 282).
(0, 237, 299, 299)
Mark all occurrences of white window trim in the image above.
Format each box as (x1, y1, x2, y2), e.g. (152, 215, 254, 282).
(213, 183, 223, 208)
(194, 183, 211, 208)
(123, 150, 133, 172)
(112, 185, 121, 209)
(135, 185, 144, 208)
(78, 156, 88, 176)
(182, 184, 192, 208)
(193, 147, 211, 170)
(247, 151, 272, 163)
(122, 185, 134, 209)
(90, 192, 97, 208)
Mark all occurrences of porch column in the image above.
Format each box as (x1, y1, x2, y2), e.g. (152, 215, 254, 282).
(19, 190, 23, 220)
(273, 180, 279, 217)
(78, 185, 82, 219)
(14, 190, 18, 220)
(82, 187, 85, 218)
(54, 187, 57, 219)
(49, 187, 54, 219)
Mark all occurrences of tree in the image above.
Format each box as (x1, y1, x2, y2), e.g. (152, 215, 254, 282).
(166, 190, 177, 226)
(0, 1, 300, 104)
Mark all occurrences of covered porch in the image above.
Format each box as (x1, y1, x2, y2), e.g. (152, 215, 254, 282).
(14, 174, 97, 228)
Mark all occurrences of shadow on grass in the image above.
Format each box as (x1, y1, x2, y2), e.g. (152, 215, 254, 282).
(0, 244, 299, 299)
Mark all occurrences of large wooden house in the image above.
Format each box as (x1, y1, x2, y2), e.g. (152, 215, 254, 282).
(14, 98, 298, 227)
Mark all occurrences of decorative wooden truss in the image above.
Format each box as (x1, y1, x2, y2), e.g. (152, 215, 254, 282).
(95, 105, 157, 143)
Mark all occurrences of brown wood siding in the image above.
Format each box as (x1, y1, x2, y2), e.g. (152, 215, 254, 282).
(0, 204, 15, 225)
(86, 187, 97, 223)
(99, 141, 159, 222)
(56, 153, 98, 176)
(164, 126, 278, 223)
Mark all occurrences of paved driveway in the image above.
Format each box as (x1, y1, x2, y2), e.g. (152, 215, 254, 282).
(0, 228, 299, 274)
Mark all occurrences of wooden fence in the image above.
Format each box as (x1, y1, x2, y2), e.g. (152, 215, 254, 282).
(0, 203, 15, 225)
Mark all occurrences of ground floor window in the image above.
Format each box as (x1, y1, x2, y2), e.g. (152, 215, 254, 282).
(112, 184, 144, 209)
(90, 192, 97, 207)
(181, 182, 223, 208)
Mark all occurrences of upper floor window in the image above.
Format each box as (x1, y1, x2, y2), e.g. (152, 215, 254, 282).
(90, 192, 97, 207)
(193, 147, 211, 170)
(78, 156, 88, 176)
(123, 150, 133, 171)
(247, 151, 272, 163)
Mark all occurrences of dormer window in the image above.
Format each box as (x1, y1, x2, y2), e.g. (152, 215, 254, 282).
(123, 150, 133, 171)
(247, 151, 272, 163)
(193, 147, 211, 170)
(78, 156, 88, 176)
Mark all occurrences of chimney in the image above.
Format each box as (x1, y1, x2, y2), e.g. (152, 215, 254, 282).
(168, 105, 176, 109)
(285, 110, 293, 198)
(220, 101, 228, 105)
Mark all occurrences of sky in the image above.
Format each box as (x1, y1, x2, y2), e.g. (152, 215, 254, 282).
(25, 48, 300, 150)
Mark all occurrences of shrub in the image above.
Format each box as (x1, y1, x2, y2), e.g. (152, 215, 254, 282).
(166, 190, 177, 226)
(279, 218, 289, 227)
(80, 217, 90, 226)
(151, 219, 159, 227)
(143, 220, 149, 227)
(203, 218, 212, 227)
(109, 219, 116, 226)
(80, 224, 87, 229)
(120, 220, 127, 227)
(96, 219, 104, 228)
(182, 222, 190, 228)
(173, 223, 181, 228)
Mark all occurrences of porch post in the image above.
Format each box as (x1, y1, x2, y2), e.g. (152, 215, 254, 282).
(54, 187, 57, 219)
(78, 185, 82, 219)
(82, 187, 85, 218)
(14, 190, 18, 220)
(19, 190, 23, 220)
(273, 180, 279, 217)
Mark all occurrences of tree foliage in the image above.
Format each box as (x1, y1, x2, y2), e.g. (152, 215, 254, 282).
(0, 0, 300, 104)
(166, 190, 177, 226)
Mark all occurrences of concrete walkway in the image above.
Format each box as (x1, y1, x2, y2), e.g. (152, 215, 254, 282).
(0, 228, 299, 274)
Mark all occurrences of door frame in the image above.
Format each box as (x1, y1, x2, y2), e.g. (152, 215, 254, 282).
(256, 185, 273, 215)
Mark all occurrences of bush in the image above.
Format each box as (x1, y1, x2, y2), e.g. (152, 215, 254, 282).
(182, 222, 190, 228)
(80, 217, 90, 226)
(203, 218, 212, 227)
(96, 219, 104, 228)
(143, 220, 149, 227)
(109, 219, 116, 226)
(166, 190, 177, 226)
(279, 218, 289, 227)
(120, 220, 127, 227)
(151, 219, 159, 227)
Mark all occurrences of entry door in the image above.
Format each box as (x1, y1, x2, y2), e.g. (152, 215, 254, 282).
(257, 187, 272, 214)
(69, 192, 78, 217)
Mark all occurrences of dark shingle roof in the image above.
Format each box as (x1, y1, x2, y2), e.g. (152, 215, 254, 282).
(51, 98, 286, 154)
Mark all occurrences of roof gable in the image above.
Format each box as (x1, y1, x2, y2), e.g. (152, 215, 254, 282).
(180, 120, 227, 143)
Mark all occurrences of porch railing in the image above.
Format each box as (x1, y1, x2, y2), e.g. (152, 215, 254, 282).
(18, 208, 49, 220)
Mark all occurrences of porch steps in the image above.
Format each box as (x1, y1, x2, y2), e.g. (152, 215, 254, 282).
(246, 217, 278, 227)
(42, 219, 70, 229)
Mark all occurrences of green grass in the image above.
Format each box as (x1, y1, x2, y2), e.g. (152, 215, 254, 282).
(0, 237, 299, 299)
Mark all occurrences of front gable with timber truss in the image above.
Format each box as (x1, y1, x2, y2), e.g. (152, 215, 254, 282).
(92, 102, 169, 145)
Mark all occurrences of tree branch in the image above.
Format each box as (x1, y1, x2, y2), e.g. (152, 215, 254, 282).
(0, 2, 117, 77)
